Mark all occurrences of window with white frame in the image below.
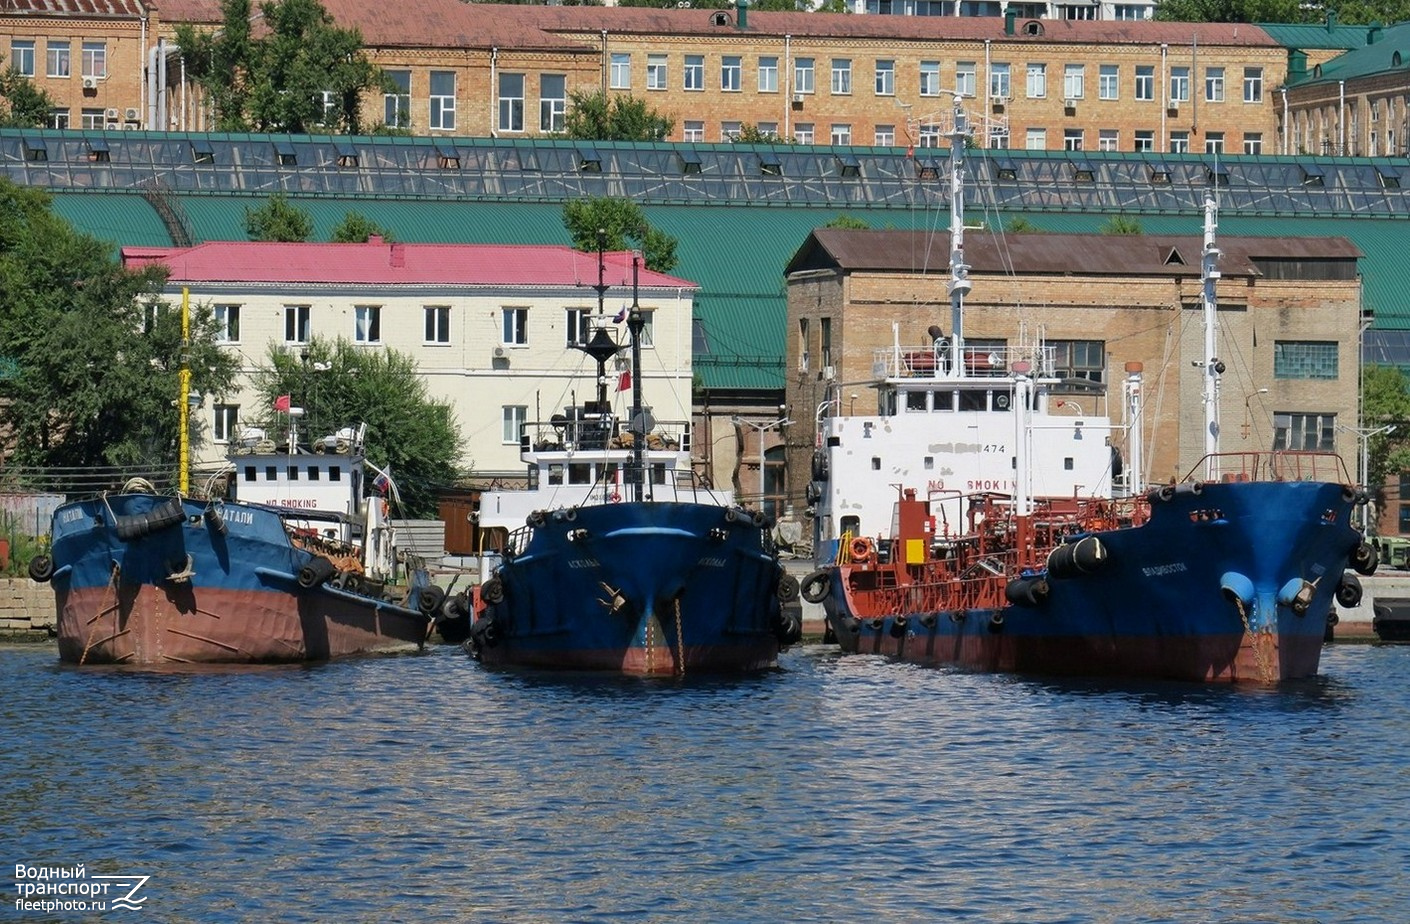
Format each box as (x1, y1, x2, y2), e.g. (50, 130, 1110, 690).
(831, 58, 852, 95)
(683, 120, 704, 142)
(1063, 64, 1085, 99)
(498, 73, 524, 133)
(1205, 67, 1224, 103)
(1026, 62, 1046, 98)
(831, 123, 851, 145)
(80, 108, 103, 130)
(1026, 128, 1046, 149)
(1099, 129, 1118, 151)
(875, 124, 895, 146)
(214, 304, 241, 343)
(1170, 66, 1190, 102)
(1243, 132, 1262, 154)
(757, 121, 778, 138)
(424, 305, 451, 343)
(1135, 65, 1154, 101)
(540, 74, 566, 133)
(798, 318, 809, 372)
(722, 121, 742, 141)
(1099, 65, 1118, 100)
(565, 308, 591, 346)
(1204, 131, 1225, 154)
(794, 57, 814, 94)
(384, 70, 410, 127)
(10, 40, 34, 77)
(1273, 412, 1335, 451)
(48, 109, 69, 129)
(721, 55, 742, 91)
(875, 59, 895, 96)
(684, 55, 704, 91)
(1135, 130, 1154, 151)
(502, 307, 528, 345)
(758, 56, 778, 93)
(920, 61, 941, 97)
(1063, 128, 1084, 150)
(991, 63, 1011, 99)
(213, 404, 239, 443)
(1169, 130, 1189, 153)
(81, 41, 106, 78)
(503, 406, 527, 444)
(610, 53, 631, 89)
(1113, 3, 1149, 17)
(956, 62, 976, 98)
(354, 305, 382, 344)
(429, 71, 455, 130)
(1243, 67, 1263, 103)
(918, 122, 940, 147)
(46, 40, 69, 78)
(794, 123, 814, 144)
(647, 54, 667, 91)
(284, 305, 311, 344)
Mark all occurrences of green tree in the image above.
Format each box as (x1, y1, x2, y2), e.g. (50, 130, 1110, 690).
(176, 0, 389, 133)
(1100, 214, 1143, 235)
(329, 211, 395, 243)
(0, 60, 56, 128)
(824, 214, 870, 229)
(251, 338, 461, 518)
(562, 197, 680, 273)
(244, 193, 314, 242)
(0, 179, 239, 472)
(735, 123, 792, 144)
(1002, 216, 1040, 232)
(564, 90, 674, 141)
(1361, 364, 1410, 507)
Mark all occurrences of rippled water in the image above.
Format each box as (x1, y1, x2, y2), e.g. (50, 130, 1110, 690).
(3, 641, 1407, 922)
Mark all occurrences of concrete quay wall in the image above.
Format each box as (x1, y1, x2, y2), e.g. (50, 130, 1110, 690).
(0, 579, 56, 640)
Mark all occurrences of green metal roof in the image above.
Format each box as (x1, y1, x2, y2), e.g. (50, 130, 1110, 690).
(1283, 21, 1410, 85)
(1258, 21, 1374, 50)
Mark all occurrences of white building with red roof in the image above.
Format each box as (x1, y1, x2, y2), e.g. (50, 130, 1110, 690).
(121, 239, 699, 477)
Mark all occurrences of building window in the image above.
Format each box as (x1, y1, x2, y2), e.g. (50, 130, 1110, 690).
(875, 124, 895, 146)
(1274, 341, 1339, 379)
(384, 70, 410, 128)
(214, 304, 241, 343)
(429, 71, 455, 130)
(990, 63, 1010, 99)
(1243, 132, 1263, 154)
(424, 305, 451, 344)
(758, 55, 778, 93)
(794, 123, 814, 144)
(798, 317, 809, 372)
(1170, 66, 1190, 102)
(1099, 129, 1118, 151)
(213, 404, 239, 443)
(795, 57, 815, 95)
(1169, 131, 1189, 153)
(498, 73, 524, 133)
(46, 40, 70, 78)
(1114, 4, 1149, 18)
(956, 62, 976, 98)
(1063, 128, 1084, 151)
(610, 53, 631, 90)
(1205, 66, 1225, 103)
(540, 74, 566, 133)
(1026, 128, 1046, 150)
(1273, 412, 1335, 451)
(503, 406, 527, 444)
(920, 61, 941, 97)
(820, 317, 832, 368)
(565, 308, 592, 346)
(831, 58, 852, 95)
(721, 55, 742, 92)
(683, 120, 704, 142)
(81, 41, 107, 79)
(1244, 67, 1263, 103)
(1135, 65, 1154, 101)
(1026, 62, 1046, 99)
(831, 123, 852, 145)
(10, 40, 35, 77)
(757, 121, 778, 138)
(502, 307, 528, 345)
(647, 54, 668, 91)
(1063, 64, 1085, 100)
(1134, 130, 1154, 152)
(876, 59, 895, 96)
(48, 108, 69, 130)
(284, 305, 311, 344)
(1099, 65, 1118, 100)
(1052, 340, 1105, 385)
(722, 121, 742, 142)
(355, 305, 382, 344)
(684, 55, 704, 91)
(80, 108, 104, 130)
(1204, 131, 1225, 154)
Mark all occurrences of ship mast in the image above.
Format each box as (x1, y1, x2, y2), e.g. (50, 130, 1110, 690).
(576, 231, 627, 505)
(627, 254, 647, 503)
(946, 94, 971, 369)
(1201, 195, 1223, 480)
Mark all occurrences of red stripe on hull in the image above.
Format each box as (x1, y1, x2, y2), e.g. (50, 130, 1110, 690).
(55, 584, 428, 665)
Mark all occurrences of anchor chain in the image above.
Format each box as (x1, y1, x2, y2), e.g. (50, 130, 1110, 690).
(645, 613, 654, 676)
(674, 597, 685, 677)
(1234, 597, 1276, 683)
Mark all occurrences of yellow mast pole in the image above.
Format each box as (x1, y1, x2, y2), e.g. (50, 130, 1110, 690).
(179, 287, 191, 495)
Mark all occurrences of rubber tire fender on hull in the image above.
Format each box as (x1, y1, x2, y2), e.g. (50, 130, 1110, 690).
(800, 570, 830, 604)
(115, 497, 186, 542)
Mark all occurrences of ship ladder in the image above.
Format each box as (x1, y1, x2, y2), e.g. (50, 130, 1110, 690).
(79, 562, 123, 666)
(1233, 597, 1276, 683)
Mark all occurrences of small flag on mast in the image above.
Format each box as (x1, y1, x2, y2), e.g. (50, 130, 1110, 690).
(273, 394, 291, 412)
(616, 370, 631, 392)
(613, 305, 628, 324)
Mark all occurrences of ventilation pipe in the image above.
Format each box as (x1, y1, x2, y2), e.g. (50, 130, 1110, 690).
(736, 0, 748, 29)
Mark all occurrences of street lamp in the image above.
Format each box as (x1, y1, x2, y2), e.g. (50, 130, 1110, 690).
(734, 412, 793, 517)
(1339, 422, 1396, 532)
(1241, 388, 1268, 440)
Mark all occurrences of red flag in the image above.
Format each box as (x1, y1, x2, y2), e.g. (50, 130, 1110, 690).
(274, 394, 291, 412)
(616, 370, 631, 392)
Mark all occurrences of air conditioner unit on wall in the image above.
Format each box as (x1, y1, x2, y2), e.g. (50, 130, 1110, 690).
(104, 122, 119, 131)
(81, 76, 97, 89)
(124, 108, 139, 121)
(792, 93, 805, 104)
(493, 345, 507, 359)
(1063, 98, 1077, 108)
(105, 108, 120, 120)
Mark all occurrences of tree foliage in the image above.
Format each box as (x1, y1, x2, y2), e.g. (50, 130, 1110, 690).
(735, 123, 792, 144)
(0, 179, 240, 473)
(1100, 215, 1143, 235)
(176, 0, 390, 133)
(824, 214, 870, 229)
(329, 211, 395, 243)
(0, 60, 55, 128)
(1361, 364, 1410, 504)
(564, 90, 674, 141)
(249, 338, 461, 518)
(562, 197, 680, 273)
(244, 193, 314, 242)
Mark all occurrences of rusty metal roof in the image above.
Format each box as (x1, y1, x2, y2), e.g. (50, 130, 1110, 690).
(2, 0, 147, 16)
(794, 228, 1361, 278)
